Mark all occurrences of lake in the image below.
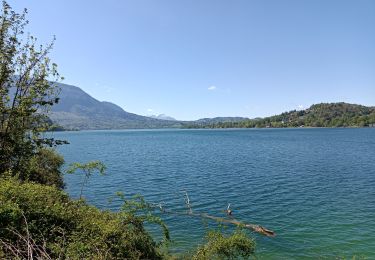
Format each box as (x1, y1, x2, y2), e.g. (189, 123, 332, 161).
(53, 128, 375, 259)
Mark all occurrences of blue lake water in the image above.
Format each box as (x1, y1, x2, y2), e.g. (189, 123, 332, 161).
(53, 128, 375, 259)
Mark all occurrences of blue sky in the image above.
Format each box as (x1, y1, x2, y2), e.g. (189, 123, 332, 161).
(8, 0, 375, 120)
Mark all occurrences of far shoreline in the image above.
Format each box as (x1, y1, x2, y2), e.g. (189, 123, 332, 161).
(48, 126, 375, 133)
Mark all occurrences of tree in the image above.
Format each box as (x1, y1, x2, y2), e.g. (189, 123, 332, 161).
(28, 148, 65, 188)
(0, 1, 64, 178)
(66, 161, 106, 199)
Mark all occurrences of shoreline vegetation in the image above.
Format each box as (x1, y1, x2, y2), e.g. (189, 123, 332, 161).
(51, 125, 375, 133)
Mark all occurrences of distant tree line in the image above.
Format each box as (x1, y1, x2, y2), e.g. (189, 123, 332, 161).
(184, 103, 375, 129)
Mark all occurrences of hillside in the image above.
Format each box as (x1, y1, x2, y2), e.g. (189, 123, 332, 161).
(50, 83, 182, 130)
(186, 103, 375, 128)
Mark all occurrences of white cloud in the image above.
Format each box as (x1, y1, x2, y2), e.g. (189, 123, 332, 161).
(208, 85, 217, 91)
(298, 105, 304, 110)
(147, 108, 153, 113)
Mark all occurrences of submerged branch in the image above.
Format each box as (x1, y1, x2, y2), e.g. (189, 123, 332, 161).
(152, 197, 276, 237)
(194, 212, 276, 237)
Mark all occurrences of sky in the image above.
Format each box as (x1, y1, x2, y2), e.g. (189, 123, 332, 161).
(8, 0, 375, 120)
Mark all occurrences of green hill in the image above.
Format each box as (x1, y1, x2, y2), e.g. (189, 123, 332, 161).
(187, 103, 375, 128)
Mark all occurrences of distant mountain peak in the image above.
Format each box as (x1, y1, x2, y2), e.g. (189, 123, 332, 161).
(149, 114, 177, 121)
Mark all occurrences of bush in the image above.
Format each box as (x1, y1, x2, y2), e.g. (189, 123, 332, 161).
(27, 148, 65, 189)
(192, 230, 255, 260)
(0, 178, 163, 259)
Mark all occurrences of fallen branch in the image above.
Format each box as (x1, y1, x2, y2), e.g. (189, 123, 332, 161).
(194, 212, 276, 237)
(152, 193, 276, 237)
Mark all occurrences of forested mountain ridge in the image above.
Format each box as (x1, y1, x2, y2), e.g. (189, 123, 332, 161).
(185, 103, 375, 128)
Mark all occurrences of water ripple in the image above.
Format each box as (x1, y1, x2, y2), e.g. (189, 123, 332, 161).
(56, 128, 375, 258)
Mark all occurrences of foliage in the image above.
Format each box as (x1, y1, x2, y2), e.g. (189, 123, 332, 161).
(191, 230, 255, 260)
(117, 192, 170, 243)
(0, 178, 164, 259)
(66, 161, 106, 199)
(0, 0, 65, 179)
(0, 178, 257, 260)
(184, 103, 375, 129)
(28, 148, 65, 188)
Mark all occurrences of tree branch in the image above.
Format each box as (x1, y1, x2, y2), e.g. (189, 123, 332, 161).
(153, 193, 276, 237)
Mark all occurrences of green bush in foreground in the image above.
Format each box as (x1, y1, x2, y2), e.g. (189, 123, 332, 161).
(0, 178, 164, 259)
(192, 230, 255, 260)
(0, 178, 257, 259)
(27, 148, 65, 189)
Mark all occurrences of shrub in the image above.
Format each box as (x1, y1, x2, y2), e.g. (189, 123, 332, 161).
(192, 230, 255, 260)
(27, 148, 65, 189)
(0, 178, 163, 259)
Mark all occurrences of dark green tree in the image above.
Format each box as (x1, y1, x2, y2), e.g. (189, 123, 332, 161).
(28, 148, 65, 188)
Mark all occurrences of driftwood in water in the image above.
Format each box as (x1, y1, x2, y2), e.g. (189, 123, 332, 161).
(154, 192, 276, 237)
(188, 212, 275, 237)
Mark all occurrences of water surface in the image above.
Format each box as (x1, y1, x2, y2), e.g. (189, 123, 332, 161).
(53, 128, 375, 259)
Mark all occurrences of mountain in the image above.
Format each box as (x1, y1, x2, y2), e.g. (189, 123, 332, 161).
(149, 114, 177, 121)
(50, 83, 252, 130)
(50, 84, 374, 130)
(50, 83, 181, 130)
(186, 103, 375, 128)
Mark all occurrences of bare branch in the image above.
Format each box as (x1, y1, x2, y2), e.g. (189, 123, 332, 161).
(152, 194, 276, 237)
(184, 191, 193, 214)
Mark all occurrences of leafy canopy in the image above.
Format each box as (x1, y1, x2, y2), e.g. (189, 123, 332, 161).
(0, 0, 65, 179)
